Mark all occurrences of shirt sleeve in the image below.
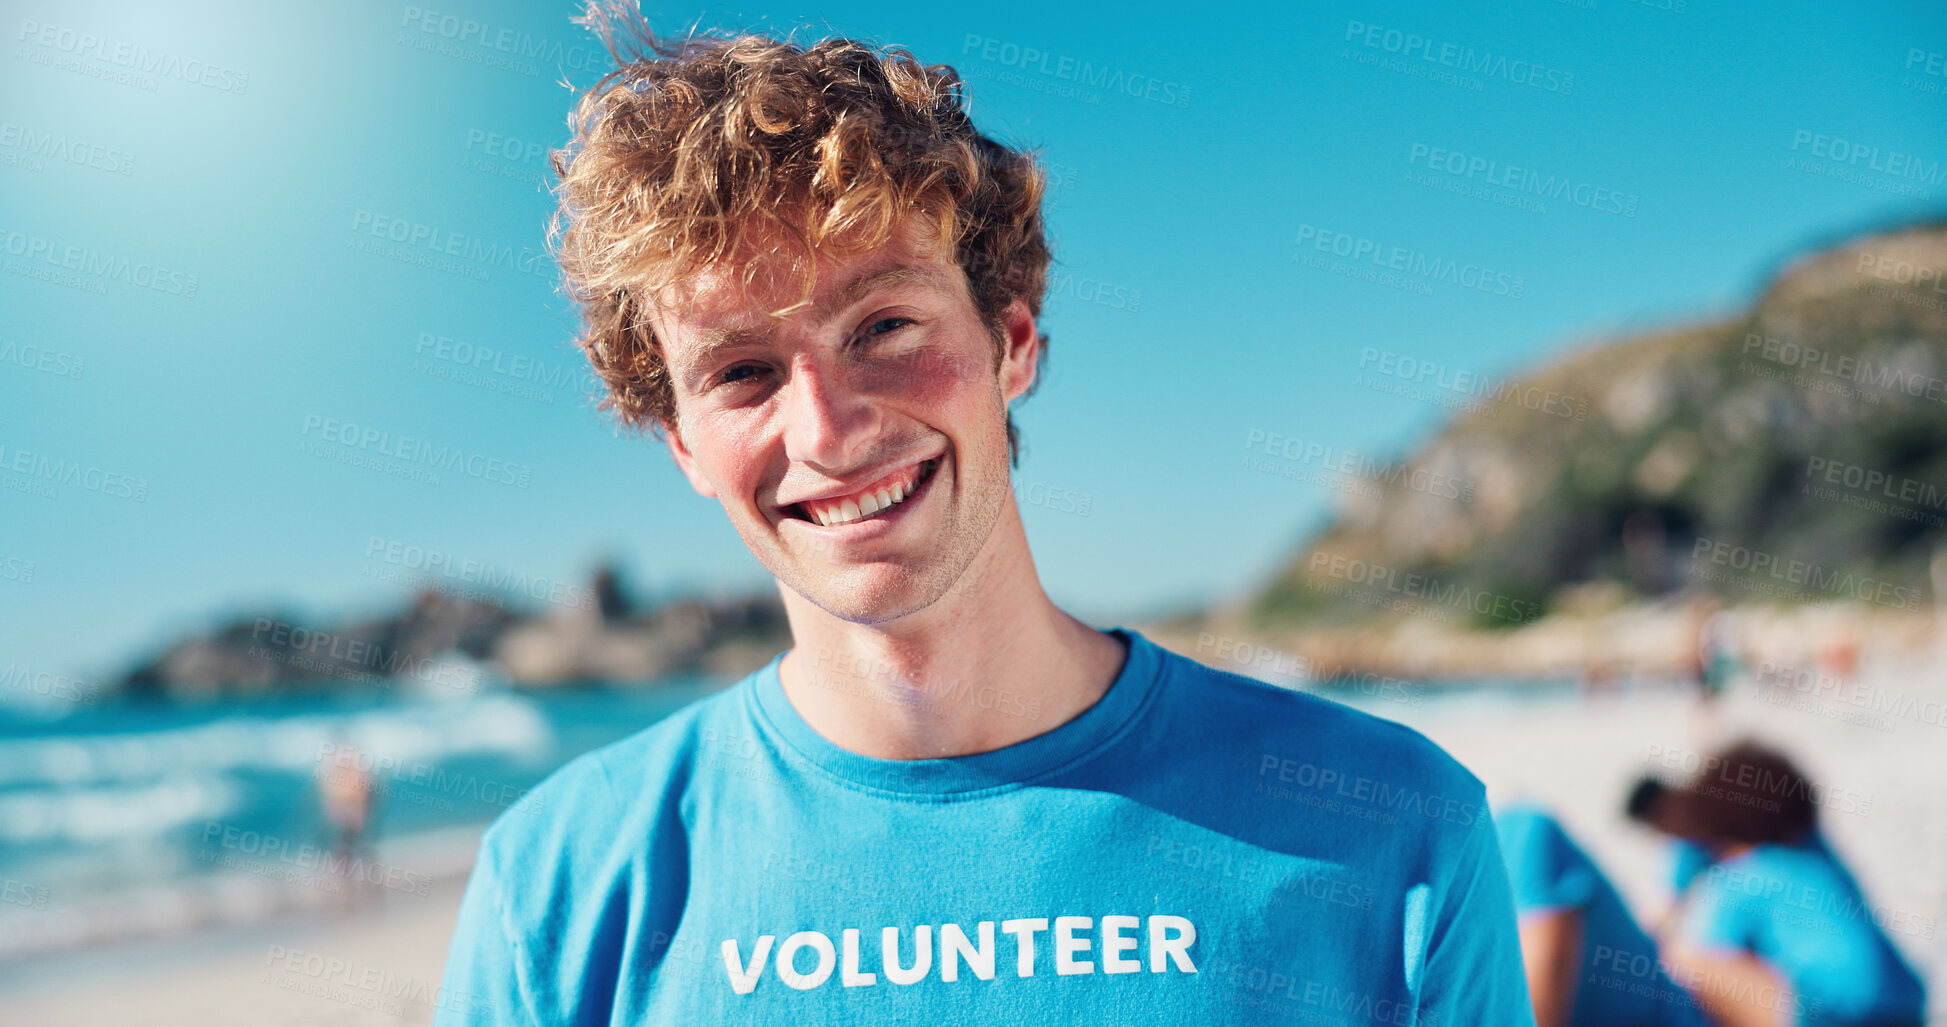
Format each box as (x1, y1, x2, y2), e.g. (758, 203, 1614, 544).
(435, 844, 547, 1027)
(1497, 808, 1596, 917)
(1667, 839, 1713, 897)
(1416, 814, 1540, 1026)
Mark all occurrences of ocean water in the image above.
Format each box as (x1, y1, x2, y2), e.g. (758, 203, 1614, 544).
(0, 676, 726, 960)
(0, 666, 1585, 962)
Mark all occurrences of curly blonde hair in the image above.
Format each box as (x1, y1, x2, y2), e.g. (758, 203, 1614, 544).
(550, 6, 1053, 465)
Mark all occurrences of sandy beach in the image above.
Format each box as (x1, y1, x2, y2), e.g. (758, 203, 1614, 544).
(0, 871, 472, 1026)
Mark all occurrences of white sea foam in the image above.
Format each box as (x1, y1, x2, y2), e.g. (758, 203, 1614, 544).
(0, 694, 552, 789)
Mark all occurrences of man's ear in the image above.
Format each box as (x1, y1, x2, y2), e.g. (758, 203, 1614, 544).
(663, 420, 720, 499)
(997, 297, 1040, 404)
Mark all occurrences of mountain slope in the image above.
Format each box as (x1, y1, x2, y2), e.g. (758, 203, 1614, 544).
(1241, 222, 1947, 638)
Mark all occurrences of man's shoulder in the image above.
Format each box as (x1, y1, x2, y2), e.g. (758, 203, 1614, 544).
(1141, 639, 1489, 833)
(1151, 640, 1480, 784)
(1728, 837, 1847, 884)
(1491, 801, 1575, 853)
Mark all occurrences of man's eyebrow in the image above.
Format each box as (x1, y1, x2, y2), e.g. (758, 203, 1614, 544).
(823, 263, 952, 313)
(671, 263, 955, 390)
(672, 325, 765, 392)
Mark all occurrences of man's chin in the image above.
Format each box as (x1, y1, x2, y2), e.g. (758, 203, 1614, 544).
(782, 567, 948, 626)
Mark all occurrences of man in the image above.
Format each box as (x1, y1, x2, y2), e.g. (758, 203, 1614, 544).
(1495, 801, 1707, 1027)
(435, 11, 1533, 1023)
(1630, 743, 1925, 1027)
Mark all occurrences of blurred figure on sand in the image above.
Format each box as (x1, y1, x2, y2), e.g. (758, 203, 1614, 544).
(1628, 741, 1925, 1027)
(317, 736, 378, 912)
(1683, 597, 1738, 748)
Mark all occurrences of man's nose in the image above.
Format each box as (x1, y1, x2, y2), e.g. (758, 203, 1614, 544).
(779, 361, 880, 471)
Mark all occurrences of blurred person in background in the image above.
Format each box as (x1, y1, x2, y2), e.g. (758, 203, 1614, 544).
(1816, 627, 1860, 687)
(1628, 741, 1924, 1027)
(1683, 597, 1736, 747)
(1495, 800, 1708, 1027)
(317, 733, 378, 911)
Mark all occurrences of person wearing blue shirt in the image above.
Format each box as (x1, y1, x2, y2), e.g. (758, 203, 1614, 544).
(1678, 834, 1927, 1027)
(1630, 742, 1925, 1027)
(432, 7, 1535, 1024)
(437, 631, 1533, 1023)
(1668, 838, 1715, 898)
(1495, 802, 1708, 1027)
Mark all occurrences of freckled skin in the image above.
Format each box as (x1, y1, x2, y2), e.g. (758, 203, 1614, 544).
(647, 216, 1038, 626)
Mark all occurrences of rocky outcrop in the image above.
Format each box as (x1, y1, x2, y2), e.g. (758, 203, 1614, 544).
(493, 593, 789, 686)
(117, 567, 791, 701)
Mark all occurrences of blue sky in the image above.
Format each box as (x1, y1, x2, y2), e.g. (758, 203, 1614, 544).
(4, 0, 1945, 688)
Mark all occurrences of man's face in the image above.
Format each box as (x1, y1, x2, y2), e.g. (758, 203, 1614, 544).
(648, 217, 1039, 625)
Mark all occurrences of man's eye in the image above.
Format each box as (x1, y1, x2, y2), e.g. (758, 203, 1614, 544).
(860, 317, 912, 341)
(717, 363, 764, 386)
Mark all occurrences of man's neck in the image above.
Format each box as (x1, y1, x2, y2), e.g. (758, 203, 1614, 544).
(774, 510, 1128, 760)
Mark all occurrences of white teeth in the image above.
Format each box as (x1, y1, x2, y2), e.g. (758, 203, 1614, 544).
(799, 459, 934, 526)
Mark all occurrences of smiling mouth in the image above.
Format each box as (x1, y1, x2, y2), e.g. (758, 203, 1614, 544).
(788, 457, 941, 527)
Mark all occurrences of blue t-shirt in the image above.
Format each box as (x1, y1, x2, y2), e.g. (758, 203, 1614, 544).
(1678, 833, 1926, 1027)
(1667, 839, 1714, 897)
(435, 628, 1534, 1025)
(1494, 803, 1707, 1027)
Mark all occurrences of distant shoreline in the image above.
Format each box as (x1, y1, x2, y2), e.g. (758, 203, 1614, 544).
(1149, 600, 1941, 684)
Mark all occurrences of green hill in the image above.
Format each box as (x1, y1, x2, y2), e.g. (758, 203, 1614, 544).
(1241, 221, 1947, 637)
